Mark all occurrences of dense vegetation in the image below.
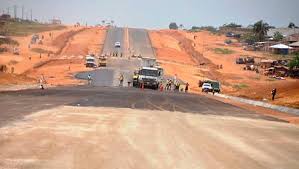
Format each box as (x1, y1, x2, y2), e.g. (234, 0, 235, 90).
(289, 54, 299, 69)
(169, 22, 178, 30)
(0, 19, 66, 36)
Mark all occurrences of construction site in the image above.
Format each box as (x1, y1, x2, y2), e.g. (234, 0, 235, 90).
(0, 1, 299, 169)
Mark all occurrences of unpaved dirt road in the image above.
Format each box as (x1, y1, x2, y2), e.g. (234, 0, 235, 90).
(0, 87, 298, 169)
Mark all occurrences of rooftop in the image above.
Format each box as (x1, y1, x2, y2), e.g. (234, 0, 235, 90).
(268, 28, 299, 37)
(289, 41, 299, 47)
(270, 44, 293, 49)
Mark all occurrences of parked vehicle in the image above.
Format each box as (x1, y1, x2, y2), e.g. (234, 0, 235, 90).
(236, 58, 245, 64)
(199, 80, 221, 93)
(236, 57, 255, 64)
(85, 55, 97, 68)
(202, 83, 213, 92)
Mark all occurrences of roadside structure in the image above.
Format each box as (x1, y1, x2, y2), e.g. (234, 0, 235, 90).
(286, 33, 299, 43)
(268, 28, 299, 37)
(289, 41, 299, 52)
(270, 44, 292, 55)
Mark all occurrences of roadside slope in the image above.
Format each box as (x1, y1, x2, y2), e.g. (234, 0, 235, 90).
(149, 30, 299, 108)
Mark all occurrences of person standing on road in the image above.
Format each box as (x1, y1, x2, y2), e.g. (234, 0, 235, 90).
(39, 74, 46, 90)
(185, 83, 189, 93)
(271, 88, 277, 101)
(88, 74, 92, 86)
(119, 73, 124, 87)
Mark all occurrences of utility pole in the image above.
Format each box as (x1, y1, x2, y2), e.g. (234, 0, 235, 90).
(22, 6, 24, 20)
(30, 9, 32, 21)
(13, 5, 17, 19)
(7, 7, 9, 15)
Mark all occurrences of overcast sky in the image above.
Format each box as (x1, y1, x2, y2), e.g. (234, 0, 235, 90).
(0, 0, 298, 29)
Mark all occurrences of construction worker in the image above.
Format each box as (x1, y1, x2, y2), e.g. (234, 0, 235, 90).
(88, 74, 92, 85)
(185, 83, 189, 93)
(166, 79, 170, 91)
(271, 88, 277, 101)
(39, 75, 46, 90)
(119, 73, 124, 87)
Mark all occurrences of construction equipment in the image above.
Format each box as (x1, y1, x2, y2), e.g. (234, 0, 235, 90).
(141, 57, 156, 67)
(98, 55, 107, 67)
(136, 67, 163, 90)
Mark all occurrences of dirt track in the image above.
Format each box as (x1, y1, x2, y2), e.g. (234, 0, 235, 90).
(0, 105, 298, 169)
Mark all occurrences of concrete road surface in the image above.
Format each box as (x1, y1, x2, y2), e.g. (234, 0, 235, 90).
(0, 87, 299, 169)
(78, 27, 156, 87)
(102, 27, 125, 56)
(129, 28, 155, 58)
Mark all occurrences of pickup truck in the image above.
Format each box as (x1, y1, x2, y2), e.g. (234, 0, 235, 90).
(200, 80, 221, 93)
(85, 55, 97, 68)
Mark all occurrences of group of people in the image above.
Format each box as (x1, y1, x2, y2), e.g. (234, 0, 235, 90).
(165, 79, 189, 93)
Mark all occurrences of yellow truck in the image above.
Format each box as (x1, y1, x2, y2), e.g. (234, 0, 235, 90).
(98, 55, 107, 67)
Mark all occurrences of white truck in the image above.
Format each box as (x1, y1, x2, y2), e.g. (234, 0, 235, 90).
(85, 55, 97, 68)
(137, 67, 163, 90)
(141, 57, 156, 67)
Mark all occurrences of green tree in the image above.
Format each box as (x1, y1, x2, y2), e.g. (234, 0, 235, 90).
(169, 22, 178, 30)
(289, 54, 299, 69)
(253, 20, 270, 42)
(273, 31, 284, 41)
(223, 23, 242, 28)
(242, 33, 258, 45)
(179, 24, 184, 29)
(288, 22, 296, 28)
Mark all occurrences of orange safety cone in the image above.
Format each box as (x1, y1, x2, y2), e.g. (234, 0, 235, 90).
(160, 84, 163, 92)
(141, 83, 144, 90)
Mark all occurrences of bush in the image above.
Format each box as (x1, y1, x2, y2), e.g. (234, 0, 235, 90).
(31, 48, 53, 54)
(225, 39, 233, 44)
(189, 26, 218, 33)
(233, 84, 248, 89)
(289, 54, 299, 69)
(273, 31, 283, 41)
(241, 33, 258, 45)
(169, 22, 178, 30)
(214, 48, 234, 54)
(0, 37, 19, 46)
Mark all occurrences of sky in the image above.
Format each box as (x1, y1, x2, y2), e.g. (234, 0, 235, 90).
(0, 0, 299, 29)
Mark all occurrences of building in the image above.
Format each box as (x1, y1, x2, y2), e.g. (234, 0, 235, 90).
(0, 14, 11, 20)
(268, 28, 299, 37)
(286, 33, 299, 43)
(50, 19, 62, 25)
(289, 41, 299, 52)
(270, 44, 293, 55)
